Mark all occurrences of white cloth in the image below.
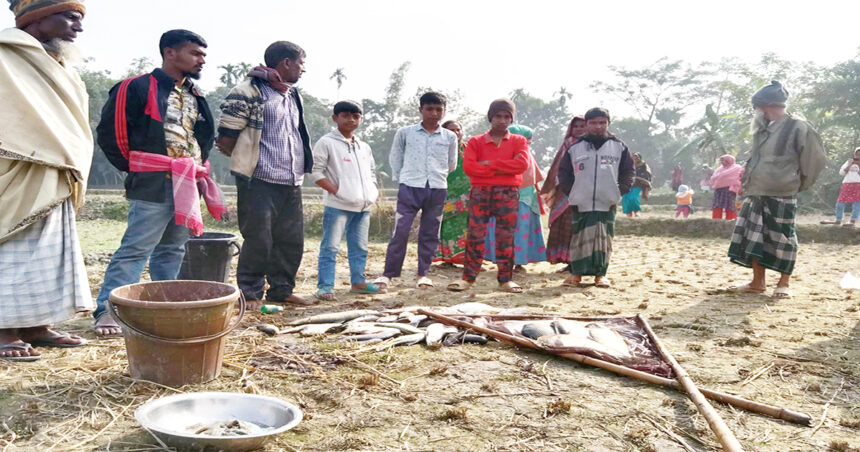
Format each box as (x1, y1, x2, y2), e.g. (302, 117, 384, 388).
(0, 200, 92, 328)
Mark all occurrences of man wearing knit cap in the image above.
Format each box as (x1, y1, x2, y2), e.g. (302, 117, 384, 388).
(725, 81, 825, 300)
(0, 0, 92, 361)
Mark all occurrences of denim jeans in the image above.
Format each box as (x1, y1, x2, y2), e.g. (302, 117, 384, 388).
(836, 201, 860, 222)
(317, 206, 370, 292)
(93, 197, 189, 319)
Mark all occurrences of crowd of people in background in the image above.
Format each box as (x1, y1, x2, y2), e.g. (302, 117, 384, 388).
(0, 0, 838, 361)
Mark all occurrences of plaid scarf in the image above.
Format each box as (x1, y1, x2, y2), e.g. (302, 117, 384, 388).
(248, 65, 290, 93)
(128, 151, 226, 236)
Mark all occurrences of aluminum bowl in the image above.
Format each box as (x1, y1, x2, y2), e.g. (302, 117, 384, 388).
(134, 392, 302, 451)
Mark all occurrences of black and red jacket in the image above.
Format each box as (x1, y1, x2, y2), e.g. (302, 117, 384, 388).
(97, 68, 215, 203)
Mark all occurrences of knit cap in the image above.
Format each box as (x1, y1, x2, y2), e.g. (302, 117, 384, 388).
(9, 0, 85, 28)
(508, 124, 533, 140)
(487, 98, 516, 122)
(751, 80, 789, 107)
(677, 184, 690, 194)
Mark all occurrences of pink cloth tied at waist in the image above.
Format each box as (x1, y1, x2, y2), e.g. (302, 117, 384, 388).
(128, 151, 226, 236)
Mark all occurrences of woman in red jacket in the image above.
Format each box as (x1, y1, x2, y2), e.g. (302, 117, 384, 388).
(448, 99, 529, 293)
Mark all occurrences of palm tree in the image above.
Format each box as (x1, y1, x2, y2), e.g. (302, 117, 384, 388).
(330, 68, 347, 100)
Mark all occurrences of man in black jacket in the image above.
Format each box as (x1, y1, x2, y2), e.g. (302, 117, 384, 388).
(93, 29, 214, 337)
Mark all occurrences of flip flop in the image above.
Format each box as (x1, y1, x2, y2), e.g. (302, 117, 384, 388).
(594, 278, 612, 288)
(350, 283, 385, 295)
(499, 281, 523, 293)
(416, 276, 434, 289)
(772, 286, 792, 299)
(0, 343, 40, 362)
(447, 280, 473, 292)
(27, 332, 87, 348)
(724, 283, 766, 294)
(372, 276, 391, 290)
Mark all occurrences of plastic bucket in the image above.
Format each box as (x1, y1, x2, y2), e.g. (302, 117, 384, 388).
(108, 281, 245, 387)
(178, 233, 241, 283)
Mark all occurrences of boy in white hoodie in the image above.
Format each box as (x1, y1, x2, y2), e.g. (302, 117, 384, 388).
(310, 101, 381, 301)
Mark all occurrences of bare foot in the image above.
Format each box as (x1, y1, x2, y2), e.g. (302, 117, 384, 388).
(94, 313, 122, 338)
(562, 275, 582, 287)
(513, 265, 526, 273)
(278, 295, 317, 306)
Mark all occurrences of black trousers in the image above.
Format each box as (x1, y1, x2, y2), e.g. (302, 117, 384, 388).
(236, 177, 304, 301)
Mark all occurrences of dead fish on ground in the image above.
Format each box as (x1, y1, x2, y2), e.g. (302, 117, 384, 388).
(341, 323, 388, 335)
(406, 314, 428, 327)
(346, 314, 381, 324)
(376, 315, 398, 323)
(375, 332, 426, 351)
(256, 324, 280, 336)
(425, 323, 458, 347)
(298, 323, 344, 336)
(342, 328, 401, 342)
(521, 322, 556, 339)
(374, 323, 423, 334)
(536, 333, 630, 360)
(551, 319, 590, 337)
(288, 309, 379, 326)
(586, 326, 631, 359)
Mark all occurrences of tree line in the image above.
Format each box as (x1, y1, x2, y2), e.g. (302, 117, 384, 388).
(81, 50, 860, 208)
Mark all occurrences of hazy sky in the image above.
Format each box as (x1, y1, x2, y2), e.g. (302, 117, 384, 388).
(57, 0, 860, 119)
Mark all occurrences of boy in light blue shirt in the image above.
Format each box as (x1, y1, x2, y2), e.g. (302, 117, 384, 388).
(374, 92, 457, 289)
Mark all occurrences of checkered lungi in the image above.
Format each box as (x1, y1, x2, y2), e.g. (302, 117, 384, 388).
(0, 200, 92, 328)
(728, 196, 798, 275)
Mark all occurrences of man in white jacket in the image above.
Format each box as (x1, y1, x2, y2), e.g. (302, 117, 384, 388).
(309, 101, 382, 301)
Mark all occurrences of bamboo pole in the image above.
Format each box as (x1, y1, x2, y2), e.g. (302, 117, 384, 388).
(417, 309, 811, 426)
(638, 316, 744, 452)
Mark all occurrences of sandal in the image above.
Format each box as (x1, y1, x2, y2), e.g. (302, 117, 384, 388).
(447, 280, 473, 292)
(594, 277, 612, 288)
(350, 283, 385, 295)
(0, 342, 41, 362)
(499, 281, 523, 293)
(772, 286, 792, 300)
(562, 276, 581, 287)
(23, 331, 87, 348)
(372, 276, 391, 290)
(315, 290, 337, 302)
(416, 276, 434, 289)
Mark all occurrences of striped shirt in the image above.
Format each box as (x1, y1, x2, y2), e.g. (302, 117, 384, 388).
(253, 82, 305, 185)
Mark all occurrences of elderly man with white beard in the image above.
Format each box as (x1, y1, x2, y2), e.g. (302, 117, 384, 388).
(0, 0, 93, 361)
(726, 81, 826, 300)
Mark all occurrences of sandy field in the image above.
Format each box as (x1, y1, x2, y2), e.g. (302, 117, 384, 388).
(1, 212, 858, 451)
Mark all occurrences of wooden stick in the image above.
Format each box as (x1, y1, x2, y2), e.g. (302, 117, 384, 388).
(417, 309, 812, 427)
(639, 316, 745, 452)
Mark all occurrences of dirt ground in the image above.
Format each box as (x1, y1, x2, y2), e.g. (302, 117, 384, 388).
(1, 218, 858, 451)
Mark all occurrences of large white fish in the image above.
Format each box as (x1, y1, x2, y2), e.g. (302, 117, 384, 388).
(374, 332, 426, 351)
(551, 319, 591, 338)
(425, 323, 458, 347)
(536, 334, 625, 360)
(288, 309, 379, 326)
(451, 302, 503, 315)
(587, 326, 631, 359)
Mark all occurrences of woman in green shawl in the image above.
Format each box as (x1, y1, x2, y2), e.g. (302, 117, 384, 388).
(435, 120, 470, 266)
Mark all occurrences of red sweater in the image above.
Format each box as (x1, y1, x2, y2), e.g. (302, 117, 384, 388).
(463, 132, 530, 186)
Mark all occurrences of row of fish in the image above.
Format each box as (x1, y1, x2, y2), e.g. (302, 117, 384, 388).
(257, 302, 509, 350)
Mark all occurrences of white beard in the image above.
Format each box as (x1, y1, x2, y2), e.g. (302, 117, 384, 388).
(42, 38, 83, 67)
(750, 109, 767, 135)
